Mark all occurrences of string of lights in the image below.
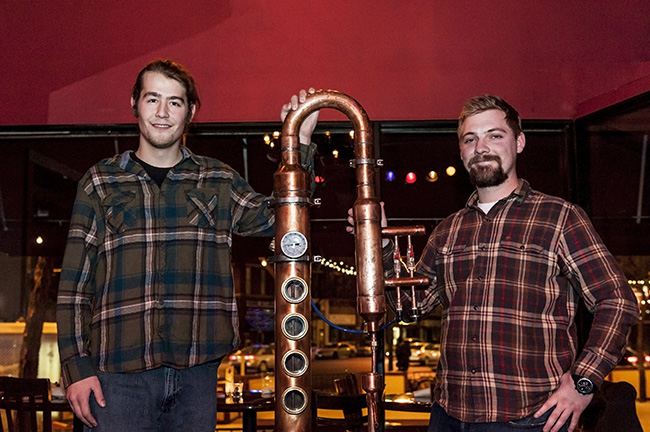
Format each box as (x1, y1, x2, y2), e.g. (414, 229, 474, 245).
(265, 129, 460, 185)
(630, 280, 650, 316)
(318, 257, 357, 276)
(259, 256, 357, 276)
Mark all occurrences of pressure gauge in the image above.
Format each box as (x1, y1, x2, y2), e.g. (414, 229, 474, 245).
(280, 231, 308, 258)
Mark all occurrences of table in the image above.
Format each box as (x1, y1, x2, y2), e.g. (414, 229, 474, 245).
(217, 391, 275, 432)
(383, 393, 432, 413)
(381, 394, 432, 431)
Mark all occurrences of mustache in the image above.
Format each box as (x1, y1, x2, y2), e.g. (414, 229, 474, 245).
(468, 154, 501, 166)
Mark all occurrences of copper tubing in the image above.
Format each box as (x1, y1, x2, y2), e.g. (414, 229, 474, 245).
(384, 276, 431, 288)
(274, 90, 386, 432)
(382, 225, 427, 237)
(362, 369, 384, 432)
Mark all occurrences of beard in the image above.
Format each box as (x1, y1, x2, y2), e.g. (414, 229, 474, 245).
(468, 155, 508, 188)
(138, 123, 186, 151)
(143, 133, 178, 150)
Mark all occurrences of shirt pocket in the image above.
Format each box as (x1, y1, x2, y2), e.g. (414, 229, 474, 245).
(497, 241, 547, 268)
(186, 189, 219, 229)
(498, 240, 546, 255)
(497, 240, 551, 297)
(101, 190, 139, 234)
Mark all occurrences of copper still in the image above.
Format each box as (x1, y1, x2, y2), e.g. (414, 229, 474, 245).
(272, 90, 429, 432)
(272, 89, 386, 432)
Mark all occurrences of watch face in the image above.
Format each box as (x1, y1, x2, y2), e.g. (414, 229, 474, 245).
(280, 231, 308, 258)
(575, 377, 595, 395)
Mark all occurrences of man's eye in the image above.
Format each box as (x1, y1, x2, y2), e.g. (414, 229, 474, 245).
(491, 134, 503, 139)
(463, 137, 475, 144)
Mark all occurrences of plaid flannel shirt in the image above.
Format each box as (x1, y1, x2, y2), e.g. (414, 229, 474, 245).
(394, 179, 638, 423)
(57, 144, 315, 386)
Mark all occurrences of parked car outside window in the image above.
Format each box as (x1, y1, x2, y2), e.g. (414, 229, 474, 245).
(409, 342, 440, 367)
(228, 344, 275, 372)
(315, 342, 357, 359)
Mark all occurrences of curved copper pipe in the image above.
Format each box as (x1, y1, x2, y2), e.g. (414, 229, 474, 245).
(274, 90, 385, 432)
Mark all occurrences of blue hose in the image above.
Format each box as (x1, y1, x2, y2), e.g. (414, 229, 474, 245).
(311, 299, 396, 333)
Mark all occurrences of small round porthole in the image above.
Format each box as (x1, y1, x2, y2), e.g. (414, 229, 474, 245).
(281, 387, 308, 415)
(281, 313, 308, 340)
(282, 350, 309, 377)
(281, 277, 308, 304)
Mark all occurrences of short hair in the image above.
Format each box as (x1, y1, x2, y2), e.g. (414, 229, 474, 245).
(131, 59, 201, 123)
(458, 95, 522, 138)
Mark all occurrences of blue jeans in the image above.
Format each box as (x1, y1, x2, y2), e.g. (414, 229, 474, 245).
(428, 403, 570, 432)
(87, 361, 219, 432)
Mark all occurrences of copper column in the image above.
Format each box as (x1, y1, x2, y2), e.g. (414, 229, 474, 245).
(273, 90, 386, 432)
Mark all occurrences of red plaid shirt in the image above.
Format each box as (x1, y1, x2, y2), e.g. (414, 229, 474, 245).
(410, 179, 638, 422)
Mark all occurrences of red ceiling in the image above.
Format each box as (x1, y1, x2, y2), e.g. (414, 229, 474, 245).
(1, 0, 649, 125)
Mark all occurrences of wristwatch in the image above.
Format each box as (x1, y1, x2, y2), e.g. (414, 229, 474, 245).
(571, 374, 596, 395)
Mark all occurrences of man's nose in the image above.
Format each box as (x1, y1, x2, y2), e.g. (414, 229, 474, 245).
(474, 137, 489, 155)
(156, 104, 169, 118)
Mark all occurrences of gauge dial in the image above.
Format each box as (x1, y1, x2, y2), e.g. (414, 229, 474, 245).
(280, 231, 308, 258)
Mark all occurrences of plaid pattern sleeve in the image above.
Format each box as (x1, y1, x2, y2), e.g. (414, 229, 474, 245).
(56, 145, 317, 387)
(559, 204, 639, 383)
(56, 179, 102, 385)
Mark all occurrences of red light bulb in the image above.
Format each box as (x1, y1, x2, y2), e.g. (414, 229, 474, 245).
(405, 172, 417, 184)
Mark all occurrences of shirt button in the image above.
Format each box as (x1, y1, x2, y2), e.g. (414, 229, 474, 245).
(471, 336, 478, 342)
(156, 300, 164, 309)
(477, 276, 483, 281)
(471, 368, 477, 374)
(473, 305, 479, 311)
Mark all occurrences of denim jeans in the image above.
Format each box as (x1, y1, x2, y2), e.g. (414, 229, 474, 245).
(428, 403, 570, 432)
(86, 361, 219, 432)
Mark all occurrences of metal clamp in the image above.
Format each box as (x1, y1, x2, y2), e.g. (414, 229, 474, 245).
(269, 196, 318, 207)
(349, 158, 384, 168)
(268, 254, 322, 263)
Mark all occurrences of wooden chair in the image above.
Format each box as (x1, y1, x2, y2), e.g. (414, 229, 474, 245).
(334, 373, 360, 396)
(312, 390, 368, 432)
(0, 376, 53, 432)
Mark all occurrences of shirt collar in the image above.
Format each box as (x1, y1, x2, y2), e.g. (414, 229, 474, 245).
(464, 178, 530, 212)
(179, 145, 201, 165)
(119, 146, 201, 170)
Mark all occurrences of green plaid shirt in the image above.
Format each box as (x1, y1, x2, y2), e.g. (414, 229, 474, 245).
(57, 145, 315, 386)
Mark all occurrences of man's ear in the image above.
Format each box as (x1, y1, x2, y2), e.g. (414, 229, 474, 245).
(188, 104, 196, 122)
(516, 132, 526, 154)
(131, 97, 138, 118)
